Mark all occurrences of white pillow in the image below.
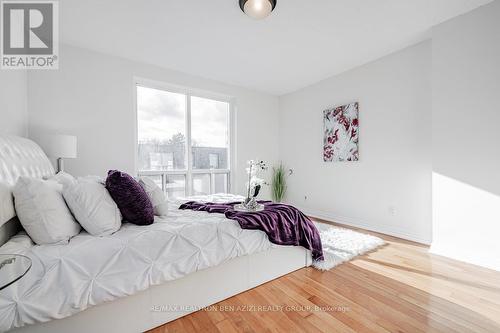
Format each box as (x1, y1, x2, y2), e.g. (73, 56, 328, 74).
(138, 177, 168, 216)
(63, 177, 121, 236)
(13, 177, 81, 245)
(0, 182, 15, 227)
(48, 171, 76, 188)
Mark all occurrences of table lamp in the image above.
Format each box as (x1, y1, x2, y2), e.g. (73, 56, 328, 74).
(44, 135, 77, 172)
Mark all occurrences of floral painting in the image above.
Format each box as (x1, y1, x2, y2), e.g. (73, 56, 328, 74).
(323, 102, 359, 162)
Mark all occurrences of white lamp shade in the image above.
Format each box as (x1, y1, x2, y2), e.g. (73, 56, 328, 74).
(44, 135, 77, 159)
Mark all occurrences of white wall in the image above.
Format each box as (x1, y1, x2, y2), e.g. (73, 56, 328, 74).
(22, 2, 500, 270)
(27, 45, 280, 197)
(279, 42, 432, 244)
(0, 71, 28, 136)
(431, 1, 500, 270)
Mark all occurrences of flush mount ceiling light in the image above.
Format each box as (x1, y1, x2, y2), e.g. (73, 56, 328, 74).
(239, 0, 277, 19)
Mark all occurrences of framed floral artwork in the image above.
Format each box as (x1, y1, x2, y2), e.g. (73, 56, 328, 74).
(323, 102, 359, 162)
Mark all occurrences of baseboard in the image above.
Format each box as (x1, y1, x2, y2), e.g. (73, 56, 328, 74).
(299, 207, 432, 245)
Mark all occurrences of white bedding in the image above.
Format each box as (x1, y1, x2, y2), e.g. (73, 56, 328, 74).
(0, 194, 273, 332)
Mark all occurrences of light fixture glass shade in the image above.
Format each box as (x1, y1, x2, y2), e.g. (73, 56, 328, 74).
(243, 0, 273, 19)
(44, 134, 77, 159)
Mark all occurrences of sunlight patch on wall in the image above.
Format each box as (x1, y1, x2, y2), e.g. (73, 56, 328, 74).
(431, 172, 500, 271)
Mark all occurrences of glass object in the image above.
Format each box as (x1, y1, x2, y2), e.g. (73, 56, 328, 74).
(0, 254, 32, 290)
(234, 200, 265, 212)
(191, 96, 229, 170)
(137, 86, 187, 171)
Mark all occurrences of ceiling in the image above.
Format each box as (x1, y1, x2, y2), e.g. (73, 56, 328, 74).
(60, 0, 493, 95)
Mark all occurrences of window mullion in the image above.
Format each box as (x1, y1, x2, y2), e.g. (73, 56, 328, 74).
(210, 171, 215, 195)
(186, 93, 193, 196)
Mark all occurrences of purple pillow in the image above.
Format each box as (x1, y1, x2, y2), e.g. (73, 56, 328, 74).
(105, 170, 154, 225)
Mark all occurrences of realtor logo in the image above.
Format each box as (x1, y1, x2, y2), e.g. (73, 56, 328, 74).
(1, 0, 58, 69)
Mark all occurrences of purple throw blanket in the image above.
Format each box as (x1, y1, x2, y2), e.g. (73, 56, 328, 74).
(179, 201, 324, 261)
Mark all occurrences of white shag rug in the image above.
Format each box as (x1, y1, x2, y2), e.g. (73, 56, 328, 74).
(312, 222, 385, 271)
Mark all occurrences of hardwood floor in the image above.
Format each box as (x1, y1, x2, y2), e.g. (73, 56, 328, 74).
(148, 219, 500, 333)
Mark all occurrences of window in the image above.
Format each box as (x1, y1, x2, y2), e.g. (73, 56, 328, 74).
(136, 82, 231, 198)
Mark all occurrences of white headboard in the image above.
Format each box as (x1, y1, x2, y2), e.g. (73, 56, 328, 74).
(0, 135, 54, 244)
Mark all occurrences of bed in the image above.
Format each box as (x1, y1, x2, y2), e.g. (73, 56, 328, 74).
(0, 136, 311, 333)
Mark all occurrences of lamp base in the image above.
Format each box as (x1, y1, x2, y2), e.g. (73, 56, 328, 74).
(57, 158, 64, 173)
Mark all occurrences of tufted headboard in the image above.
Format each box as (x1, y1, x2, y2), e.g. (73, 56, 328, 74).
(0, 135, 55, 245)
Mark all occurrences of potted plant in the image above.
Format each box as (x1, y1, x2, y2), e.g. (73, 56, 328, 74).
(271, 163, 292, 203)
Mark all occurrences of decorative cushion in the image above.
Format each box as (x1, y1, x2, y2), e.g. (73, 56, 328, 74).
(105, 170, 154, 225)
(138, 177, 169, 216)
(13, 177, 81, 244)
(63, 177, 122, 236)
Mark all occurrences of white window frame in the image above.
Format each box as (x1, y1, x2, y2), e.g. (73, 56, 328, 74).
(133, 77, 235, 197)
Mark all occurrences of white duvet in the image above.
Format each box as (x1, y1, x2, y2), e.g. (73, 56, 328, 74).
(0, 195, 272, 332)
